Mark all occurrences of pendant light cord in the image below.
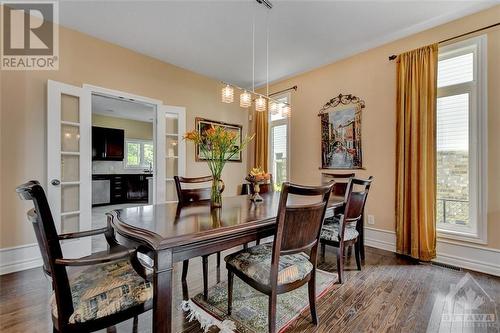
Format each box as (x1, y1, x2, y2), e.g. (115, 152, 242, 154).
(266, 10, 269, 97)
(252, 6, 255, 92)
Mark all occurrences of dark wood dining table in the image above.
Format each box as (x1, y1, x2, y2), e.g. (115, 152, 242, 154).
(107, 192, 345, 333)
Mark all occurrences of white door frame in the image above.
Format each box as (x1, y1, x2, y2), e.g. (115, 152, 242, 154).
(82, 84, 179, 205)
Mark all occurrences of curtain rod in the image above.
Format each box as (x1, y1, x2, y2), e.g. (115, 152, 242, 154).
(269, 85, 298, 97)
(388, 22, 500, 61)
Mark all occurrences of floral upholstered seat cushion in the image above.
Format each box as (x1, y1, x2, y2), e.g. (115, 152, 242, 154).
(225, 243, 313, 286)
(51, 259, 152, 323)
(321, 218, 359, 242)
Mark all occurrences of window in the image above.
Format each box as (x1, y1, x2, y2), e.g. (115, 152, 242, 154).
(269, 93, 290, 191)
(125, 139, 154, 168)
(436, 35, 487, 243)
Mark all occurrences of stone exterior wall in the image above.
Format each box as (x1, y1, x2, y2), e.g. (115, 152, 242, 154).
(436, 150, 469, 225)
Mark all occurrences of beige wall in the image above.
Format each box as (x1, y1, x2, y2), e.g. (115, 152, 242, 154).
(92, 114, 153, 141)
(260, 6, 500, 250)
(0, 25, 249, 249)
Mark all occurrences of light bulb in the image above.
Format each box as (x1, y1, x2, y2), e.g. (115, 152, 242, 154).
(221, 84, 234, 103)
(255, 96, 267, 112)
(240, 90, 252, 108)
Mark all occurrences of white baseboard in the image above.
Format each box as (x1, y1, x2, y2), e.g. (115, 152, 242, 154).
(363, 226, 500, 277)
(0, 243, 43, 275)
(365, 227, 397, 252)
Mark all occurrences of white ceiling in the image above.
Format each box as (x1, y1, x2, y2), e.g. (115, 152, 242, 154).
(92, 94, 155, 122)
(60, 1, 498, 88)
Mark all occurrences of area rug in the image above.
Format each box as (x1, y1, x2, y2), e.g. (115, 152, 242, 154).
(182, 270, 337, 333)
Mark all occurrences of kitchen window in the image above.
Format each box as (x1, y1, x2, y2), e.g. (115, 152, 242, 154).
(125, 139, 154, 169)
(269, 93, 290, 191)
(436, 35, 487, 243)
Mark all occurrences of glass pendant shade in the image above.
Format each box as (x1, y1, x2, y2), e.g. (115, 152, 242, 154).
(221, 85, 234, 103)
(255, 96, 267, 112)
(269, 101, 278, 115)
(281, 104, 291, 117)
(240, 91, 252, 108)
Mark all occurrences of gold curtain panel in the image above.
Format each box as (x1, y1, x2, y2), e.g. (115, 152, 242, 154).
(395, 43, 438, 261)
(254, 109, 269, 172)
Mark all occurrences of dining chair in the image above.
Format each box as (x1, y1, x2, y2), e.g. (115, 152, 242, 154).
(174, 175, 221, 300)
(225, 182, 333, 333)
(320, 177, 373, 283)
(321, 172, 355, 197)
(16, 180, 152, 333)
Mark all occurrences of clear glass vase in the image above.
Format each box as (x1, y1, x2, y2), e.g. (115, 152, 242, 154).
(211, 178, 225, 208)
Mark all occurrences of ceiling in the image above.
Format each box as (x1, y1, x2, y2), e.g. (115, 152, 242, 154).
(92, 94, 155, 122)
(59, 1, 497, 88)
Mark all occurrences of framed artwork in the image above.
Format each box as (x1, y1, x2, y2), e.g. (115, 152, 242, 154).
(318, 94, 365, 169)
(195, 117, 243, 162)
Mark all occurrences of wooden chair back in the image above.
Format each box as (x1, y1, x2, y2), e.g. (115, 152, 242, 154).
(322, 173, 355, 197)
(340, 177, 373, 238)
(16, 180, 74, 324)
(272, 182, 333, 259)
(174, 175, 213, 204)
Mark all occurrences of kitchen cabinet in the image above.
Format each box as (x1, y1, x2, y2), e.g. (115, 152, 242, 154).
(92, 126, 124, 161)
(92, 174, 151, 206)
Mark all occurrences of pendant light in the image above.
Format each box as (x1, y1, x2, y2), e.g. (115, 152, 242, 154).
(240, 90, 252, 108)
(269, 101, 278, 114)
(255, 96, 267, 112)
(221, 84, 234, 103)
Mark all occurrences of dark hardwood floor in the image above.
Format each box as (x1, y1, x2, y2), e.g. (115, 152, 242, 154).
(1, 246, 499, 333)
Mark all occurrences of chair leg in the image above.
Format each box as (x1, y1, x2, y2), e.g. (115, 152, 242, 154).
(336, 246, 344, 284)
(308, 270, 318, 325)
(202, 255, 209, 300)
(132, 315, 139, 333)
(256, 238, 261, 245)
(354, 241, 362, 271)
(227, 270, 234, 315)
(181, 259, 189, 281)
(268, 292, 277, 333)
(216, 252, 221, 283)
(243, 243, 248, 250)
(346, 245, 353, 257)
(320, 242, 326, 263)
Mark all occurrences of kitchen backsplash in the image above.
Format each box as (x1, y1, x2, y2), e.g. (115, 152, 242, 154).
(92, 161, 149, 174)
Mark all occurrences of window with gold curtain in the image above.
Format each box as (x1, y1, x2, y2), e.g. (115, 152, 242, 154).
(395, 43, 438, 261)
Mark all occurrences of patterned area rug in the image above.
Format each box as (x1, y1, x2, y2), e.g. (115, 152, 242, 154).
(182, 270, 337, 333)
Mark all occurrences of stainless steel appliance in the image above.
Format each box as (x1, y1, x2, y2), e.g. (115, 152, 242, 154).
(92, 179, 110, 205)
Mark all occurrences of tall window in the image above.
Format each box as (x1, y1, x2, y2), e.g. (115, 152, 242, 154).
(269, 93, 290, 191)
(125, 139, 154, 168)
(436, 35, 487, 243)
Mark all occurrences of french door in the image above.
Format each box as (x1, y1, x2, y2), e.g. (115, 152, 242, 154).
(47, 80, 92, 258)
(155, 105, 186, 203)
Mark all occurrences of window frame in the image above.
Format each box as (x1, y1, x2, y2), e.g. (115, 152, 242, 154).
(268, 92, 291, 188)
(436, 35, 488, 244)
(124, 138, 154, 169)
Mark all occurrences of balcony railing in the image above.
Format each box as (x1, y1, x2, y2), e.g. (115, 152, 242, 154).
(437, 198, 469, 226)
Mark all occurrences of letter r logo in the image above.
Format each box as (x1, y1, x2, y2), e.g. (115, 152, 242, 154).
(2, 2, 54, 56)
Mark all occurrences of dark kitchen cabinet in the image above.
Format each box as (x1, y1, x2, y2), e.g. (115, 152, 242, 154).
(92, 174, 151, 206)
(92, 126, 124, 161)
(126, 175, 149, 202)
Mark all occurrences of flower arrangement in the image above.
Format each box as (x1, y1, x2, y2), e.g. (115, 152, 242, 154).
(245, 167, 271, 202)
(184, 126, 254, 207)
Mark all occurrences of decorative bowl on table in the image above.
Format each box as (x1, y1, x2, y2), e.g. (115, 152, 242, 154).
(245, 167, 271, 202)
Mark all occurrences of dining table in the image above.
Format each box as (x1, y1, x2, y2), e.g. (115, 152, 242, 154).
(107, 191, 346, 333)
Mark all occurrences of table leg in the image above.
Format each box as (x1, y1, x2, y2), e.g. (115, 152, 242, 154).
(153, 249, 173, 333)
